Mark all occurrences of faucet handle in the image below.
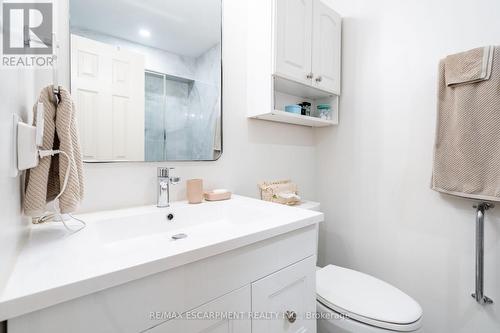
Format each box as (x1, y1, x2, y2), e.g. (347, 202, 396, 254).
(158, 167, 168, 178)
(158, 167, 170, 178)
(158, 167, 180, 184)
(168, 168, 180, 185)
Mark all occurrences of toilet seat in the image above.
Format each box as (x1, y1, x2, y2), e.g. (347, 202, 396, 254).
(316, 265, 423, 332)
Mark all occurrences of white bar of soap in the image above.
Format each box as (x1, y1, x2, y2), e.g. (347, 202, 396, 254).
(212, 189, 229, 194)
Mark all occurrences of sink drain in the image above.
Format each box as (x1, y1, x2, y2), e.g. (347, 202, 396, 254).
(171, 233, 187, 240)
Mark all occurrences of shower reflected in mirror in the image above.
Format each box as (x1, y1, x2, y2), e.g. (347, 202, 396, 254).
(69, 0, 222, 162)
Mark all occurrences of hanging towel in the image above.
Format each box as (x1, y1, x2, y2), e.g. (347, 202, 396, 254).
(444, 46, 494, 86)
(432, 46, 500, 202)
(24, 86, 84, 217)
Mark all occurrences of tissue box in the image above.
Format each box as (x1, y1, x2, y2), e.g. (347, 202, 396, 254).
(258, 180, 301, 206)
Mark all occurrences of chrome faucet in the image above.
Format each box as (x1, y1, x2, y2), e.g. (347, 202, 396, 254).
(157, 167, 181, 208)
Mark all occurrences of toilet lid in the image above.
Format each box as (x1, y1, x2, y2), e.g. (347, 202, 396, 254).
(316, 265, 423, 331)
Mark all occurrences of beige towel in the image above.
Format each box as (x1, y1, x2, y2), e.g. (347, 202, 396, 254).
(432, 46, 500, 201)
(444, 46, 494, 86)
(24, 86, 84, 217)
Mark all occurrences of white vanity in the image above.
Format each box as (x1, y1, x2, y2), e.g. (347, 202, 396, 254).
(1, 196, 323, 333)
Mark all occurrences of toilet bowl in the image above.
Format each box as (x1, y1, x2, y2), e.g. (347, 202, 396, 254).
(316, 265, 423, 333)
(297, 201, 422, 332)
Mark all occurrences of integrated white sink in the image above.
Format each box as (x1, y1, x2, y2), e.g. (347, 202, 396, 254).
(96, 197, 277, 244)
(95, 208, 216, 244)
(0, 195, 323, 321)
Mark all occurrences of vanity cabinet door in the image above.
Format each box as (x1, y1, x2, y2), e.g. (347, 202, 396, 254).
(147, 286, 251, 333)
(311, 0, 342, 94)
(275, 0, 313, 85)
(251, 256, 316, 333)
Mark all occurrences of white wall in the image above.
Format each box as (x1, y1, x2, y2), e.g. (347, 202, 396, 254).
(315, 0, 500, 332)
(0, 74, 32, 291)
(51, 0, 317, 212)
(0, 4, 34, 294)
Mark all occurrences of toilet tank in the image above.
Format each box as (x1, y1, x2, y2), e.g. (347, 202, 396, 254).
(296, 200, 321, 261)
(296, 200, 321, 212)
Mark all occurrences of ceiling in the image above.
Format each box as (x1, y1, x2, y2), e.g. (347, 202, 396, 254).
(70, 0, 221, 57)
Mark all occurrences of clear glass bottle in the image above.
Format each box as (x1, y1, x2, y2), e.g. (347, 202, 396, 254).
(316, 104, 331, 120)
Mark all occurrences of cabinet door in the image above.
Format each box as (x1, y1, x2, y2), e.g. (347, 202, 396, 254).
(312, 0, 341, 94)
(275, 0, 313, 85)
(147, 286, 251, 333)
(252, 256, 316, 333)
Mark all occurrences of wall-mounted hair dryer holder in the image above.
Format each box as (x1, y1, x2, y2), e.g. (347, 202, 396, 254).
(11, 104, 45, 177)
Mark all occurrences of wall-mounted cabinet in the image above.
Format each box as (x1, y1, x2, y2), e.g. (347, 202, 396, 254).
(248, 0, 342, 127)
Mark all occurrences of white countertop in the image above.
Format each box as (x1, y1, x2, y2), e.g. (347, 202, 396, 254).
(295, 200, 321, 211)
(0, 195, 323, 321)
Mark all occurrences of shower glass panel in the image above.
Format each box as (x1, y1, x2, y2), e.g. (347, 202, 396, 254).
(145, 72, 219, 161)
(145, 72, 166, 161)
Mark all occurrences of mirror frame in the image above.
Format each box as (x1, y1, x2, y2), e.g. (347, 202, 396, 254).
(68, 0, 223, 163)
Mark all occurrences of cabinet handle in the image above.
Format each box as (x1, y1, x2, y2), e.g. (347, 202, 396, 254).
(285, 310, 297, 323)
(315, 76, 323, 82)
(306, 72, 314, 79)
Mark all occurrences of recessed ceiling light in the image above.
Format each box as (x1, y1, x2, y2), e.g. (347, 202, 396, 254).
(139, 29, 151, 38)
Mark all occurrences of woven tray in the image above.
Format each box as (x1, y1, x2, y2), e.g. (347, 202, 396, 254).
(258, 180, 301, 206)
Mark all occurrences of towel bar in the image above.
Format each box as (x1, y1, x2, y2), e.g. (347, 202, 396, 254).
(471, 202, 494, 305)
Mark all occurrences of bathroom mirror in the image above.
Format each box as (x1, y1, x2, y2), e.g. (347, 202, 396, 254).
(69, 0, 222, 162)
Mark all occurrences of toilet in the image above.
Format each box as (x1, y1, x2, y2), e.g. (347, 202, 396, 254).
(316, 265, 423, 332)
(297, 201, 423, 332)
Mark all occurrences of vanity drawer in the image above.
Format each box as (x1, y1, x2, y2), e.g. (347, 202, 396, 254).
(146, 285, 251, 333)
(252, 256, 316, 333)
